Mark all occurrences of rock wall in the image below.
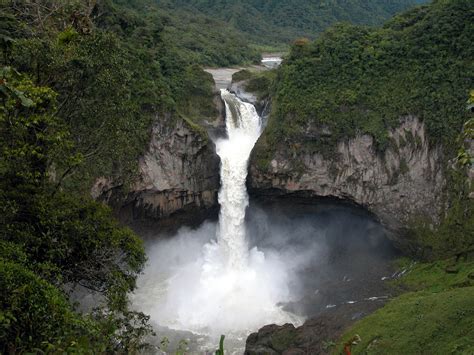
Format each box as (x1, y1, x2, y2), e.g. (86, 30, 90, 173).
(249, 116, 446, 249)
(134, 116, 219, 215)
(93, 112, 221, 230)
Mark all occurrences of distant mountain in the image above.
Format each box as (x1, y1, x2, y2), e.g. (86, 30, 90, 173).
(159, 0, 429, 46)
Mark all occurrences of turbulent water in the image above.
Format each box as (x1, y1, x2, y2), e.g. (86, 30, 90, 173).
(132, 90, 299, 350)
(196, 90, 300, 332)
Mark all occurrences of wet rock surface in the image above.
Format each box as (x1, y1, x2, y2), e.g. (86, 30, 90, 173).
(245, 302, 385, 355)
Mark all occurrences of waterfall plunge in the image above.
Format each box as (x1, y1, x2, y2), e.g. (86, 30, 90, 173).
(215, 89, 262, 268)
(132, 90, 299, 344)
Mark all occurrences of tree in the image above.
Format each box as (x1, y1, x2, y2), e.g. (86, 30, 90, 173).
(0, 66, 151, 352)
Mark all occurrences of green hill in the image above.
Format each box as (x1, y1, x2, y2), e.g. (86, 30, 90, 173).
(161, 0, 428, 46)
(251, 0, 473, 256)
(256, 0, 473, 156)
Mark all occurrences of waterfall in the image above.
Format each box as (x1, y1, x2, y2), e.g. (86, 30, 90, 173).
(179, 89, 298, 336)
(132, 89, 300, 348)
(215, 89, 262, 269)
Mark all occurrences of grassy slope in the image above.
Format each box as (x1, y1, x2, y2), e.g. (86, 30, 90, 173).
(335, 259, 474, 354)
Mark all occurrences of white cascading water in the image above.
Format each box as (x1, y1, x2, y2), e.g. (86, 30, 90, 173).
(215, 89, 261, 268)
(132, 89, 299, 348)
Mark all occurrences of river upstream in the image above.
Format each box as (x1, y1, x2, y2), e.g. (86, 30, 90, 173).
(132, 58, 398, 354)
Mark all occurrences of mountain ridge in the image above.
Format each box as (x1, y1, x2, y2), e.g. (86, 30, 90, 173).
(160, 0, 429, 46)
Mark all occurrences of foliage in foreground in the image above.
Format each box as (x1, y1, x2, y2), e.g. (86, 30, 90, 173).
(335, 259, 474, 354)
(0, 65, 151, 352)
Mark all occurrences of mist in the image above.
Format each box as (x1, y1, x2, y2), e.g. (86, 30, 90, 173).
(131, 199, 397, 353)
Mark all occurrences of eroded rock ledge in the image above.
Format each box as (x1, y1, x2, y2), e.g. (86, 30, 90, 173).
(249, 116, 445, 251)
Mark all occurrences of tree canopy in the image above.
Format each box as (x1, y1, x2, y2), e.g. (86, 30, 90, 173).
(256, 0, 473, 156)
(163, 0, 428, 47)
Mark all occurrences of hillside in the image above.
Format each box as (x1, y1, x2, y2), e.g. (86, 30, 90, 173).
(3, 0, 261, 67)
(1, 0, 251, 192)
(161, 0, 428, 47)
(96, 0, 261, 66)
(257, 0, 472, 153)
(250, 0, 473, 255)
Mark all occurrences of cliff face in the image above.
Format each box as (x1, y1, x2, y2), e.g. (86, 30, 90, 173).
(93, 112, 221, 229)
(249, 116, 445, 250)
(132, 115, 220, 218)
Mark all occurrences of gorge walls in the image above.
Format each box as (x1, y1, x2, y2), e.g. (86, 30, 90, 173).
(129, 115, 220, 220)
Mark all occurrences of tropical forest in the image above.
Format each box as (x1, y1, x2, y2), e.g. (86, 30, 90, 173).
(0, 0, 473, 354)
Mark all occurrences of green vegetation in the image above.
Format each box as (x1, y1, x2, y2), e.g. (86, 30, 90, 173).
(336, 259, 474, 354)
(232, 69, 254, 83)
(149, 0, 261, 66)
(245, 71, 276, 99)
(256, 0, 473, 159)
(5, 0, 348, 192)
(457, 91, 474, 169)
(215, 335, 225, 355)
(232, 69, 276, 101)
(95, 0, 260, 67)
(163, 0, 426, 47)
(393, 258, 474, 292)
(0, 65, 151, 352)
(1, 0, 237, 191)
(405, 93, 473, 260)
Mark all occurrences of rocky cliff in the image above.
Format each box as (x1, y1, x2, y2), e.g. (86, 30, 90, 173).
(133, 115, 220, 216)
(93, 111, 222, 231)
(249, 116, 446, 251)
